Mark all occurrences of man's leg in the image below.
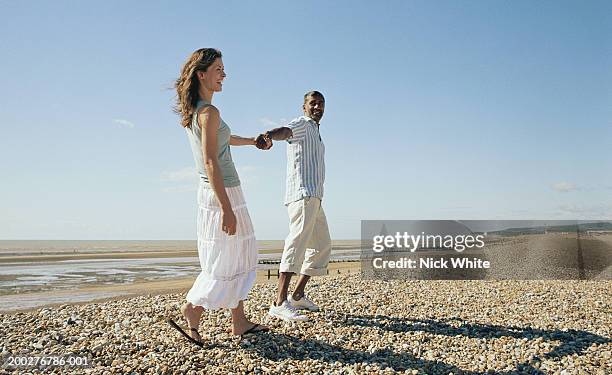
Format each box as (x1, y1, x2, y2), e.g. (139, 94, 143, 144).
(276, 197, 318, 305)
(296, 200, 332, 297)
(275, 271, 294, 306)
(292, 274, 310, 301)
(292, 220, 318, 301)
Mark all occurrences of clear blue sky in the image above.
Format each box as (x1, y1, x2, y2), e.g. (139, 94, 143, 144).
(1, 1, 610, 240)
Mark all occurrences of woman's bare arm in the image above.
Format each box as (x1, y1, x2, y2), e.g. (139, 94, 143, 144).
(199, 106, 236, 235)
(229, 135, 256, 146)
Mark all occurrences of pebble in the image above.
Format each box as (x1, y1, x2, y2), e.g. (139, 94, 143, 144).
(0, 274, 609, 374)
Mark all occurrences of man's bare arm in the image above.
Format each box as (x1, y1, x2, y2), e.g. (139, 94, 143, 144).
(264, 127, 293, 141)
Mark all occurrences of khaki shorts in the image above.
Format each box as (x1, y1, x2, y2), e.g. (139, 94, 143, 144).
(279, 197, 332, 276)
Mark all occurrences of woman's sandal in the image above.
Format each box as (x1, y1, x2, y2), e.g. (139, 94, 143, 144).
(167, 318, 205, 348)
(240, 323, 270, 338)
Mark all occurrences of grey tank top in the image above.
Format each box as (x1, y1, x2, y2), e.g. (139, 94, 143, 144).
(185, 100, 240, 187)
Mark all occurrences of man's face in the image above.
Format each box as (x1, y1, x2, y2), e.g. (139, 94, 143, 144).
(303, 95, 325, 123)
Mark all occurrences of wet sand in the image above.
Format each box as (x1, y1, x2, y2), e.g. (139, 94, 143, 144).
(0, 261, 361, 314)
(0, 240, 362, 260)
(2, 234, 609, 314)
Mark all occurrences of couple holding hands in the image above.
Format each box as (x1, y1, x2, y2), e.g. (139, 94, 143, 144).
(168, 48, 331, 347)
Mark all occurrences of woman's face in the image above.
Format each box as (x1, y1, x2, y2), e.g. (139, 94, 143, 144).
(198, 57, 226, 92)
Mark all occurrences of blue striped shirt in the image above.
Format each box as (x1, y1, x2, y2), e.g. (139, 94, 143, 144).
(285, 116, 325, 205)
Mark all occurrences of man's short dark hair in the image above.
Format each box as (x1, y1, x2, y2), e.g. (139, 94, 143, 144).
(304, 90, 325, 103)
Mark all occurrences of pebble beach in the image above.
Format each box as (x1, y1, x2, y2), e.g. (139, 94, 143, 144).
(1, 274, 610, 374)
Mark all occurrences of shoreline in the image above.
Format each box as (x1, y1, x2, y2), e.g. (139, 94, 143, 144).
(0, 240, 363, 260)
(0, 262, 361, 315)
(0, 248, 292, 263)
(2, 233, 610, 315)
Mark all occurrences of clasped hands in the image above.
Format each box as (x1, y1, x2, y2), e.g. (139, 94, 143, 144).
(255, 133, 273, 150)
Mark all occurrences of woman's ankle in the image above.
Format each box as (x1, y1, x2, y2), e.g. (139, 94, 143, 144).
(231, 319, 253, 334)
(231, 313, 249, 326)
(181, 302, 192, 314)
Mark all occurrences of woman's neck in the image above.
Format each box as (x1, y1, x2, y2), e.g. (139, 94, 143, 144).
(199, 87, 213, 103)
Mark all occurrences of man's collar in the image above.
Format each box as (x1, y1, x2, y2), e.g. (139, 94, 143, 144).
(301, 115, 319, 125)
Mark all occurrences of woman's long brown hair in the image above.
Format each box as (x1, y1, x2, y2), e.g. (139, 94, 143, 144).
(174, 48, 222, 128)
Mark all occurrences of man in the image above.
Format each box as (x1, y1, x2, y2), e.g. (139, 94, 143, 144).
(262, 91, 331, 322)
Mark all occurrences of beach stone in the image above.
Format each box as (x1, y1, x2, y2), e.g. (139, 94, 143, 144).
(1, 272, 610, 374)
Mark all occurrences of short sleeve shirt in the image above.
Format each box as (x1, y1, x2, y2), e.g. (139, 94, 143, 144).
(284, 116, 325, 205)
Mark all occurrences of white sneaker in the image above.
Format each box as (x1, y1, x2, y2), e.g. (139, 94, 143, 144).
(268, 301, 309, 322)
(288, 295, 320, 312)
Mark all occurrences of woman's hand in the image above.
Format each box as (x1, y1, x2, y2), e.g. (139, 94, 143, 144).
(221, 208, 237, 235)
(255, 134, 272, 150)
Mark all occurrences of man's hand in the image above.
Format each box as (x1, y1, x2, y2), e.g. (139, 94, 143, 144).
(255, 133, 272, 150)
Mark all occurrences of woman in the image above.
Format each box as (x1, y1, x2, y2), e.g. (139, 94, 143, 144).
(168, 48, 270, 346)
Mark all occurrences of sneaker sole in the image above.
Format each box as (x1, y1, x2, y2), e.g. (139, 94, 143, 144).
(293, 306, 319, 312)
(287, 298, 319, 312)
(267, 310, 309, 322)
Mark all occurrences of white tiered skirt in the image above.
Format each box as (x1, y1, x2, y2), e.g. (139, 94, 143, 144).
(186, 183, 257, 309)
